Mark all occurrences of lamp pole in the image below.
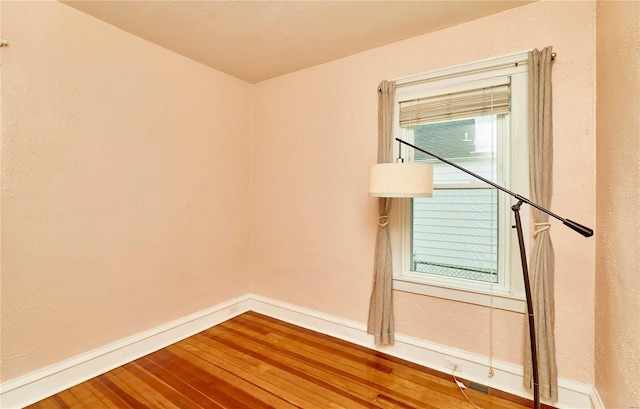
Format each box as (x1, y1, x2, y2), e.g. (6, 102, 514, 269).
(396, 138, 592, 409)
(511, 199, 540, 409)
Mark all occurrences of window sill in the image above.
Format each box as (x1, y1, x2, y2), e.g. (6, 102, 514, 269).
(393, 275, 526, 313)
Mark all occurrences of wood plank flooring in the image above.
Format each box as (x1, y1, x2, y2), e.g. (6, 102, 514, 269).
(27, 312, 533, 409)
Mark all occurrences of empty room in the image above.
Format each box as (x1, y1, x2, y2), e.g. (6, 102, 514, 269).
(1, 1, 638, 408)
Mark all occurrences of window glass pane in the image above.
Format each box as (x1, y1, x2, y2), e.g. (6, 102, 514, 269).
(412, 189, 498, 283)
(410, 115, 501, 283)
(413, 116, 498, 184)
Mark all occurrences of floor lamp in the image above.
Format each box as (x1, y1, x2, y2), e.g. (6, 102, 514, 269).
(369, 138, 593, 409)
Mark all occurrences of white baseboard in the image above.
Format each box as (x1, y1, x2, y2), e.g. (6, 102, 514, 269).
(0, 295, 252, 409)
(590, 387, 605, 409)
(0, 293, 599, 409)
(249, 295, 598, 409)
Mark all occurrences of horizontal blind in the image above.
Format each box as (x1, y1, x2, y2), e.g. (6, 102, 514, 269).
(399, 78, 510, 127)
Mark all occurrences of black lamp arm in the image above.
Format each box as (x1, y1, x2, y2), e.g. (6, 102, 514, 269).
(396, 138, 593, 238)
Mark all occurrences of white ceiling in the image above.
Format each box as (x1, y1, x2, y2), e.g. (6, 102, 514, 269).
(62, 1, 535, 83)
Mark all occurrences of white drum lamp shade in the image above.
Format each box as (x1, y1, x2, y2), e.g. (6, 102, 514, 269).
(369, 163, 433, 198)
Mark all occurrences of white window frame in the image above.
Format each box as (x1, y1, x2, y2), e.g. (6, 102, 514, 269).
(389, 52, 531, 313)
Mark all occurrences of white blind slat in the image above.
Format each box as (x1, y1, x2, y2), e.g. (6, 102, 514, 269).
(400, 82, 510, 127)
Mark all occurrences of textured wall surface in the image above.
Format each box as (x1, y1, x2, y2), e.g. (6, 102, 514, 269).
(251, 0, 597, 383)
(1, 1, 252, 381)
(595, 1, 640, 407)
(5, 0, 630, 398)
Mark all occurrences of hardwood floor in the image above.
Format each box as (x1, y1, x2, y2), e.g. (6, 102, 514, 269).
(27, 312, 533, 409)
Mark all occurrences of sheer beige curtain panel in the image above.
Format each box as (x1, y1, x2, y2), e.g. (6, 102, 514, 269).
(523, 46, 558, 402)
(367, 80, 396, 346)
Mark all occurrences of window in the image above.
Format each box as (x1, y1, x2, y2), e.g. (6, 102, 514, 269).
(390, 52, 530, 312)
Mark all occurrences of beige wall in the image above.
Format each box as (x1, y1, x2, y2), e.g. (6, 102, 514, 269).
(6, 0, 637, 401)
(251, 0, 597, 384)
(595, 1, 640, 407)
(1, 1, 253, 381)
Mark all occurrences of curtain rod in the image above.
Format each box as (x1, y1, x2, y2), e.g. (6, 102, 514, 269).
(378, 51, 556, 91)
